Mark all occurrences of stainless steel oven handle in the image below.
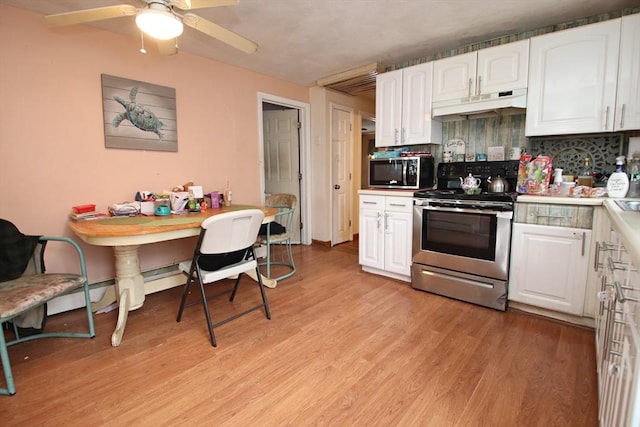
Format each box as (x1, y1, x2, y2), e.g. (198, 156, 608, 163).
(419, 205, 512, 217)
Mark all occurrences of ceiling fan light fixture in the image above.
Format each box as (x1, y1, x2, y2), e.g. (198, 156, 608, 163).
(135, 8, 184, 40)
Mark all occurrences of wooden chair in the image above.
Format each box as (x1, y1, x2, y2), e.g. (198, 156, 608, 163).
(176, 209, 271, 347)
(0, 219, 95, 396)
(257, 193, 297, 281)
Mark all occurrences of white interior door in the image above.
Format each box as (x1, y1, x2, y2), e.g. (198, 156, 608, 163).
(332, 106, 353, 245)
(263, 108, 301, 243)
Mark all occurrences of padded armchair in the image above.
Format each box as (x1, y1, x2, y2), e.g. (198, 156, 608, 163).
(257, 193, 297, 281)
(0, 219, 95, 396)
(176, 209, 271, 347)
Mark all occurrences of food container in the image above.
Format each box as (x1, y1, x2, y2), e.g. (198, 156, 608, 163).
(559, 182, 575, 197)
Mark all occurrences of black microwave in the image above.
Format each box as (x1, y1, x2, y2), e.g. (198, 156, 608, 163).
(369, 156, 435, 189)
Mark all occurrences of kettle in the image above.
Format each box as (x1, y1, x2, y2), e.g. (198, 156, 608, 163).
(487, 174, 509, 193)
(460, 173, 481, 190)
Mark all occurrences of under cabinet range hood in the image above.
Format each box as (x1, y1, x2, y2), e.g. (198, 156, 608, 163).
(432, 88, 527, 121)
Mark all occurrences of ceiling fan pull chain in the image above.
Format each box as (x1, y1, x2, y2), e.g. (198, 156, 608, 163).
(139, 30, 147, 54)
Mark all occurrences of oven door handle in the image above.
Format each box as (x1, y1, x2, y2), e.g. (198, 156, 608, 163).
(419, 205, 513, 218)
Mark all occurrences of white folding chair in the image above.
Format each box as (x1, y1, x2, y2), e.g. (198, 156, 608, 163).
(176, 209, 270, 347)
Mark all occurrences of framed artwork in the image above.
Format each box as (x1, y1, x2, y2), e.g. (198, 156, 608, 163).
(101, 74, 177, 152)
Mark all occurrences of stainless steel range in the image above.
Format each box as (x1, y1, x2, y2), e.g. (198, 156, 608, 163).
(411, 160, 519, 311)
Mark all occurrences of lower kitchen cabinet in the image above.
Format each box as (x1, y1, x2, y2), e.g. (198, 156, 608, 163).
(359, 194, 413, 282)
(594, 225, 640, 427)
(509, 222, 592, 315)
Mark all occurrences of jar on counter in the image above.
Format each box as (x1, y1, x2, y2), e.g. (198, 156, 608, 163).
(628, 157, 640, 198)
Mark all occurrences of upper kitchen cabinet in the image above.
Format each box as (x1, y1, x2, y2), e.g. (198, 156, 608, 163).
(525, 19, 621, 136)
(615, 13, 640, 131)
(375, 62, 442, 147)
(432, 40, 529, 117)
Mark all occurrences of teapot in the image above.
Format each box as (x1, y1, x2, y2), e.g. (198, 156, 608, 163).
(460, 173, 481, 190)
(487, 174, 509, 193)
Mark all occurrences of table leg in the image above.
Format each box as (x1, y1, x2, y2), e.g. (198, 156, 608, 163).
(114, 245, 145, 309)
(110, 245, 145, 346)
(91, 285, 116, 312)
(111, 288, 130, 347)
(246, 269, 277, 289)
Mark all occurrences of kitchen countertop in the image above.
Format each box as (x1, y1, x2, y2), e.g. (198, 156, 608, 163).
(358, 188, 418, 197)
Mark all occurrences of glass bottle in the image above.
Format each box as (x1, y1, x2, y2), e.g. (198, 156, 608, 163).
(577, 157, 593, 187)
(627, 156, 640, 198)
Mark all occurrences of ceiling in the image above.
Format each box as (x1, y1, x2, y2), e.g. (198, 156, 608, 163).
(1, 0, 638, 95)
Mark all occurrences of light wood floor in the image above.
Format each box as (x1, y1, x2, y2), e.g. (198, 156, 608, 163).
(1, 242, 598, 426)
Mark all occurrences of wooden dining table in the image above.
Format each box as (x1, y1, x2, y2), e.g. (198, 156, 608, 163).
(68, 205, 277, 347)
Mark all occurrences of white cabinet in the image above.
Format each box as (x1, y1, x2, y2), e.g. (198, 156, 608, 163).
(359, 196, 384, 269)
(375, 62, 441, 147)
(526, 19, 621, 136)
(432, 51, 477, 102)
(433, 40, 529, 103)
(594, 227, 640, 427)
(615, 13, 640, 131)
(509, 223, 591, 315)
(358, 194, 413, 281)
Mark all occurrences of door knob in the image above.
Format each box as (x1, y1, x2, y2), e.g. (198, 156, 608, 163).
(334, 184, 341, 189)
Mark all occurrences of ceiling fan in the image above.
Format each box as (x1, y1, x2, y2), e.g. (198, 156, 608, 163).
(44, 0, 258, 54)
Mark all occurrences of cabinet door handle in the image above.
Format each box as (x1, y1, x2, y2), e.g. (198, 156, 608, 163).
(604, 106, 610, 130)
(401, 128, 405, 144)
(477, 75, 482, 95)
(468, 78, 473, 99)
(384, 212, 389, 231)
(572, 231, 586, 256)
(376, 212, 382, 229)
(594, 241, 601, 271)
(620, 104, 626, 129)
(394, 128, 399, 144)
(599, 275, 608, 316)
(614, 281, 627, 303)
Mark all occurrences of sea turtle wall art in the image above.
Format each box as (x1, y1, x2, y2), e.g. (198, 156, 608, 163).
(101, 74, 178, 152)
(113, 86, 164, 140)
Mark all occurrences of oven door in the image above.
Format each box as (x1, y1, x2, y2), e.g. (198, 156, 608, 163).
(412, 203, 513, 280)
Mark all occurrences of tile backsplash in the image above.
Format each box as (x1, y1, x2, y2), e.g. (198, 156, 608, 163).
(441, 114, 527, 161)
(376, 116, 626, 179)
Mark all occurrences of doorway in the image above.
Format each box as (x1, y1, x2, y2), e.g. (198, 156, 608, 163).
(262, 105, 301, 243)
(258, 93, 311, 245)
(331, 104, 354, 246)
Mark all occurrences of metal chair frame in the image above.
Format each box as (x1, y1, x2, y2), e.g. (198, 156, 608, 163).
(257, 194, 297, 281)
(176, 209, 271, 347)
(0, 236, 96, 396)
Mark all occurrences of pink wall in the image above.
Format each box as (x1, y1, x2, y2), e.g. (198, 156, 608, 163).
(0, 5, 309, 282)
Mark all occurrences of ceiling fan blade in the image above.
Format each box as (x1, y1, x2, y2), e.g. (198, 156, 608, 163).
(45, 5, 138, 26)
(183, 13, 257, 54)
(171, 0, 238, 10)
